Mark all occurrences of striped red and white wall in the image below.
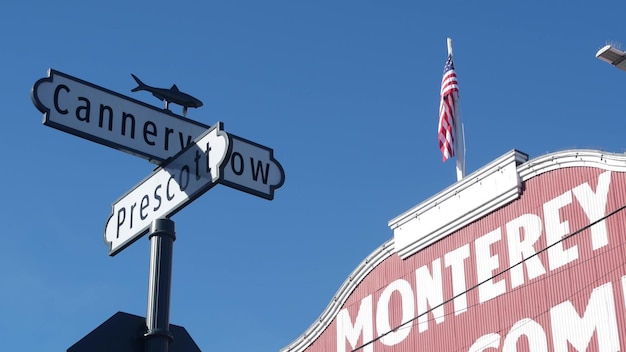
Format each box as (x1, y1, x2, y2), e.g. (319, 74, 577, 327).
(282, 149, 626, 352)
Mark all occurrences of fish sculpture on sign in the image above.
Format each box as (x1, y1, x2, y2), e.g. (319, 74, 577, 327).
(131, 74, 203, 117)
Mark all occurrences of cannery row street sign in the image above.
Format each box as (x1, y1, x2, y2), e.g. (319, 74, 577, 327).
(221, 133, 285, 200)
(31, 69, 209, 164)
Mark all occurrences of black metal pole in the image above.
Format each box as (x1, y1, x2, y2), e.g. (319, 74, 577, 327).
(144, 218, 176, 352)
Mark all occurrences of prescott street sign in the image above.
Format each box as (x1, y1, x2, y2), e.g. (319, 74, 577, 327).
(103, 124, 286, 256)
(104, 122, 229, 256)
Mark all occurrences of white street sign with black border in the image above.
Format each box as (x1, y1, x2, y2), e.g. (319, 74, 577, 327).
(104, 122, 228, 256)
(221, 134, 285, 200)
(32, 69, 209, 164)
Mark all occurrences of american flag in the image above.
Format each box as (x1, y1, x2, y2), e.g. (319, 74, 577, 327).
(438, 54, 459, 162)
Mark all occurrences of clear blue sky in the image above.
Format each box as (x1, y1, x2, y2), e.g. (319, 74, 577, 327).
(3, 1, 626, 351)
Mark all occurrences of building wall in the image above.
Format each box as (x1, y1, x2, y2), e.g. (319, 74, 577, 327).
(282, 150, 626, 352)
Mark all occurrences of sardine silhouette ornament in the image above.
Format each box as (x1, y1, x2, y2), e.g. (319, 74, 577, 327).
(131, 74, 203, 117)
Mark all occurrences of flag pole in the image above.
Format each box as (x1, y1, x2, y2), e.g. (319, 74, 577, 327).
(447, 38, 466, 181)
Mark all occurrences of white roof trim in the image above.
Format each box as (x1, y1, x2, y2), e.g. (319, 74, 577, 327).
(389, 149, 528, 259)
(517, 149, 626, 181)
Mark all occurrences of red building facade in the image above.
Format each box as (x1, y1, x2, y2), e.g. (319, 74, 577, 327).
(282, 149, 626, 352)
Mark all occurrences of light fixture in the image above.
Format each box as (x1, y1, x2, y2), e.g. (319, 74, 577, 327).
(596, 45, 626, 72)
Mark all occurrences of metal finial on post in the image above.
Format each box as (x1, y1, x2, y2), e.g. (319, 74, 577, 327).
(144, 218, 176, 352)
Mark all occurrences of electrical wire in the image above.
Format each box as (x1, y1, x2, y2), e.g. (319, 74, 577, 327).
(351, 202, 626, 351)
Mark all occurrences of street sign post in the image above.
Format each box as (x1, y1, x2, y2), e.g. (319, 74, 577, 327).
(31, 69, 209, 164)
(104, 122, 229, 256)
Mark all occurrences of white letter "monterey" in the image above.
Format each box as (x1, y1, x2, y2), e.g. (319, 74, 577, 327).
(337, 295, 373, 352)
